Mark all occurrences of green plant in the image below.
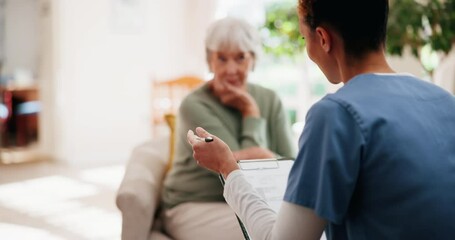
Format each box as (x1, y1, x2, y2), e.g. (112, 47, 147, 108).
(261, 0, 455, 75)
(261, 2, 304, 59)
(387, 0, 455, 75)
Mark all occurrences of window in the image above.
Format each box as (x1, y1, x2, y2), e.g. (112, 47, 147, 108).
(215, 0, 339, 137)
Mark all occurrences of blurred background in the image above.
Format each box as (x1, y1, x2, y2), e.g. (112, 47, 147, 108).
(0, 0, 453, 165)
(0, 0, 453, 239)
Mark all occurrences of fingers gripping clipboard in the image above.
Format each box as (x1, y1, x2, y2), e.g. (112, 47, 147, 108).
(219, 158, 294, 240)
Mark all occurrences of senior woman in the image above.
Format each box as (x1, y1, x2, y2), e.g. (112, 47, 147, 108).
(161, 17, 296, 240)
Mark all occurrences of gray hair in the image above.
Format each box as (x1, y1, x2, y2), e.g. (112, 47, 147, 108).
(205, 17, 262, 65)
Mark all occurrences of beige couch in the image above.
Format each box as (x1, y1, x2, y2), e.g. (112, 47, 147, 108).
(116, 137, 173, 240)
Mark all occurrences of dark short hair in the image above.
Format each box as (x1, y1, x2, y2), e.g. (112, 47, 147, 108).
(298, 0, 389, 58)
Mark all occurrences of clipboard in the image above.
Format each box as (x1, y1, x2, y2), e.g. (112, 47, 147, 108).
(219, 158, 294, 240)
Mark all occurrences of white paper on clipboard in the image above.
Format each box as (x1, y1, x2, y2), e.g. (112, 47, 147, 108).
(237, 158, 294, 213)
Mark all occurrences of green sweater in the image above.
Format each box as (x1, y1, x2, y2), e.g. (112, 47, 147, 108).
(162, 82, 297, 208)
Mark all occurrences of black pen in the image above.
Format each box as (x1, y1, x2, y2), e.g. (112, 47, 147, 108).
(195, 136, 214, 142)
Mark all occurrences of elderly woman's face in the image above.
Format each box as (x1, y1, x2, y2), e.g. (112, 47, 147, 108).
(209, 50, 254, 89)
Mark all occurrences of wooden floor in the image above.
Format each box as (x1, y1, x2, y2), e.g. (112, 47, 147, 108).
(0, 158, 124, 240)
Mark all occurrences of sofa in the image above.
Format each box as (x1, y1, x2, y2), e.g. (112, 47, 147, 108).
(116, 135, 173, 240)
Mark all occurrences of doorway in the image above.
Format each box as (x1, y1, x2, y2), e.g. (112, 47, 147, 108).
(0, 0, 41, 164)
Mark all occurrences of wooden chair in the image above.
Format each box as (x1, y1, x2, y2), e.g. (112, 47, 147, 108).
(152, 76, 204, 137)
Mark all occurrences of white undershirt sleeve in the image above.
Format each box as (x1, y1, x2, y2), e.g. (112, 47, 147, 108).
(224, 170, 327, 240)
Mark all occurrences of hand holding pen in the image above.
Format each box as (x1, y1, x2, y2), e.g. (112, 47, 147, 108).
(187, 127, 239, 178)
(195, 136, 214, 142)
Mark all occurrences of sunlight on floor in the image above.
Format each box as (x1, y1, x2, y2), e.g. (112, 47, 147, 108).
(0, 223, 65, 240)
(0, 164, 125, 240)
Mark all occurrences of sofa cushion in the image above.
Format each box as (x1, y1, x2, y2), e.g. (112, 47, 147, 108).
(116, 136, 170, 240)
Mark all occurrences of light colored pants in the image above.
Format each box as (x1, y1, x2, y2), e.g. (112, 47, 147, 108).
(163, 202, 245, 240)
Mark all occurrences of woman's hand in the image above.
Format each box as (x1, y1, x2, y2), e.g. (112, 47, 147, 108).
(187, 127, 240, 179)
(209, 80, 260, 117)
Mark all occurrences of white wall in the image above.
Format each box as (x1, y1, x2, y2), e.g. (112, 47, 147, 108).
(35, 0, 430, 166)
(4, 0, 40, 80)
(39, 0, 217, 165)
(387, 52, 427, 79)
(433, 43, 455, 94)
(38, 0, 54, 161)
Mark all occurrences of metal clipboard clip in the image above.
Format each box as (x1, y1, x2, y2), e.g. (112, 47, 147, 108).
(237, 158, 279, 170)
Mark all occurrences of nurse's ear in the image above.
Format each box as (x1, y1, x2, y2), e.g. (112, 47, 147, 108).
(315, 26, 331, 53)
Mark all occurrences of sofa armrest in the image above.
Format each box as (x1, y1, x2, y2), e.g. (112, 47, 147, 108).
(116, 138, 169, 240)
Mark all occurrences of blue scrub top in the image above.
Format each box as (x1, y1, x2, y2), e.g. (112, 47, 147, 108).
(284, 74, 455, 240)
